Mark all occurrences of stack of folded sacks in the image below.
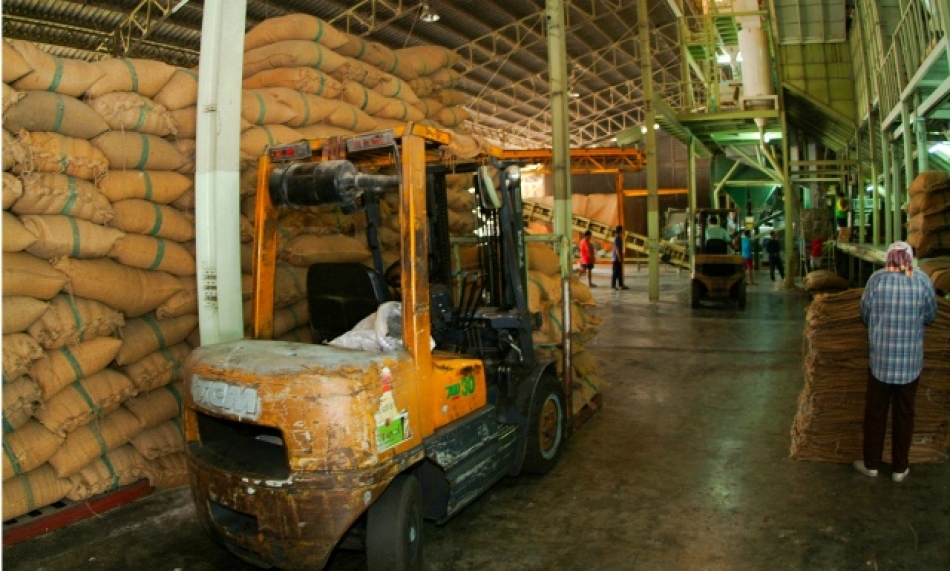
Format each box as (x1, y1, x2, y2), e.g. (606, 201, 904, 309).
(906, 171, 950, 258)
(2, 40, 195, 522)
(790, 289, 950, 463)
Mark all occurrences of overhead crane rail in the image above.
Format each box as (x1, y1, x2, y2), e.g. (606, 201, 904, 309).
(501, 147, 646, 172)
(522, 200, 690, 269)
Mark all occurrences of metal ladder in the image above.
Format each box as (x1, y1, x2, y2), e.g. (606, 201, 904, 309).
(522, 200, 690, 269)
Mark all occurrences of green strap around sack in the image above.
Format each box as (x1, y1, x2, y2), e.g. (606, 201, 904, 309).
(60, 176, 79, 215)
(121, 59, 140, 93)
(134, 133, 151, 170)
(143, 315, 169, 349)
(148, 238, 167, 271)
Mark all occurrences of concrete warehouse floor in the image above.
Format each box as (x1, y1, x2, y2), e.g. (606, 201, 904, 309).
(5, 266, 950, 571)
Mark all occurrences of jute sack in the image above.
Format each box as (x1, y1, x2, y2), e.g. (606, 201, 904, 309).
(2, 83, 24, 113)
(377, 226, 399, 251)
(393, 46, 459, 79)
(273, 300, 309, 338)
(173, 139, 196, 175)
(91, 132, 186, 171)
(2, 420, 64, 481)
(31, 337, 124, 401)
(3, 172, 23, 209)
(570, 277, 596, 306)
(413, 98, 444, 119)
(376, 99, 425, 123)
(124, 382, 183, 429)
(130, 419, 183, 460)
(908, 211, 950, 234)
(14, 131, 109, 182)
(243, 89, 298, 126)
(15, 173, 115, 224)
(909, 228, 950, 258)
(3, 129, 29, 172)
(170, 188, 195, 212)
(3, 212, 39, 252)
(371, 72, 420, 105)
(446, 186, 474, 211)
(3, 376, 41, 433)
(3, 40, 33, 83)
(122, 345, 189, 393)
(52, 257, 184, 318)
(66, 444, 147, 502)
(295, 124, 356, 140)
(27, 294, 125, 349)
(144, 452, 188, 488)
(528, 271, 562, 305)
(527, 278, 544, 313)
(109, 199, 195, 242)
(22, 215, 125, 259)
(9, 40, 103, 97)
(109, 234, 196, 276)
(2, 464, 73, 521)
(347, 36, 415, 81)
(156, 277, 197, 320)
(186, 328, 200, 348)
(446, 132, 486, 160)
(3, 296, 49, 334)
(169, 107, 196, 138)
(48, 407, 143, 479)
(242, 67, 344, 99)
(34, 368, 137, 437)
(89, 92, 176, 136)
(240, 263, 307, 308)
(85, 58, 177, 98)
(323, 101, 378, 133)
(906, 190, 950, 217)
(279, 233, 371, 266)
(260, 88, 340, 127)
(97, 170, 191, 204)
(240, 125, 304, 161)
(239, 215, 254, 243)
(572, 349, 601, 378)
(280, 205, 368, 234)
(802, 269, 850, 293)
(153, 68, 198, 110)
(277, 326, 313, 344)
(527, 243, 562, 277)
(448, 209, 477, 235)
(331, 58, 384, 89)
(243, 14, 348, 52)
(115, 314, 198, 366)
(434, 89, 468, 107)
(436, 106, 470, 128)
(3, 92, 110, 139)
(243, 40, 349, 78)
(3, 333, 44, 381)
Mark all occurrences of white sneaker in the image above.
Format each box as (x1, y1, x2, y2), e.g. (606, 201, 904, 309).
(892, 468, 909, 483)
(853, 460, 878, 477)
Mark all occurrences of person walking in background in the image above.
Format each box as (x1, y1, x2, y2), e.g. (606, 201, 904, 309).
(854, 242, 938, 483)
(611, 225, 628, 290)
(578, 230, 596, 287)
(740, 229, 756, 286)
(809, 237, 826, 270)
(766, 230, 785, 282)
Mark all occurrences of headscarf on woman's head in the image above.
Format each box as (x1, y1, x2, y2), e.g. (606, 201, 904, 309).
(885, 241, 914, 276)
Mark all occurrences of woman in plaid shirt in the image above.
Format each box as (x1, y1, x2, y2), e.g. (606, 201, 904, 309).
(854, 242, 938, 483)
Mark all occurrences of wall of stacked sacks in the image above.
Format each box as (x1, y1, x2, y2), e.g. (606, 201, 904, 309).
(1, 13, 600, 521)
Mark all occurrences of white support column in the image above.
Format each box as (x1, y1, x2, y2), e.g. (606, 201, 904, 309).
(639, 0, 660, 302)
(194, 0, 247, 345)
(546, 0, 573, 274)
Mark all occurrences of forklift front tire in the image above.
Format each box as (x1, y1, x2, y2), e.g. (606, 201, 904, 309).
(521, 376, 566, 475)
(367, 473, 423, 571)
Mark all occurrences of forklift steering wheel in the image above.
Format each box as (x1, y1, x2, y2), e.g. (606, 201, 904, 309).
(384, 260, 402, 298)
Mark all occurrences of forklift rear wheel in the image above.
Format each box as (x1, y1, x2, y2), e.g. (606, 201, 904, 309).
(367, 473, 423, 571)
(690, 280, 702, 309)
(522, 376, 566, 475)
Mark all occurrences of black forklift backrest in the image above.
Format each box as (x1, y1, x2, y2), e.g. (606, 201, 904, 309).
(307, 263, 389, 344)
(704, 238, 729, 254)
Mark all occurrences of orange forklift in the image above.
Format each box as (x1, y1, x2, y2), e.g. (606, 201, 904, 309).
(183, 126, 572, 570)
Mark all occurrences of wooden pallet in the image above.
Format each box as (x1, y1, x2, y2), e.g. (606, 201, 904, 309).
(2, 480, 153, 547)
(571, 392, 603, 431)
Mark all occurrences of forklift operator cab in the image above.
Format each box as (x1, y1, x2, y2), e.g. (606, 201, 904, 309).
(691, 208, 746, 310)
(183, 126, 569, 571)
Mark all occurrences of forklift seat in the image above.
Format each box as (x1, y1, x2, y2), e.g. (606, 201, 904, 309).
(307, 263, 389, 344)
(704, 239, 729, 254)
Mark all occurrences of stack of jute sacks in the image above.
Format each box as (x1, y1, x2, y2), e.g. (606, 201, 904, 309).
(921, 257, 950, 295)
(2, 40, 194, 522)
(525, 243, 604, 415)
(790, 289, 950, 463)
(906, 171, 950, 258)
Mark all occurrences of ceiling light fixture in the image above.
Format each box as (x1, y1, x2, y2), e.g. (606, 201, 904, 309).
(420, 2, 440, 22)
(170, 0, 189, 14)
(568, 91, 580, 99)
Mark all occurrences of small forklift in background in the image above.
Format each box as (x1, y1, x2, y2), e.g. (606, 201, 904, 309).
(690, 208, 746, 309)
(183, 126, 572, 571)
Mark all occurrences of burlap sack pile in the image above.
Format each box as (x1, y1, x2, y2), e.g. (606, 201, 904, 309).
(905, 171, 950, 258)
(2, 41, 196, 521)
(790, 289, 950, 463)
(920, 256, 950, 295)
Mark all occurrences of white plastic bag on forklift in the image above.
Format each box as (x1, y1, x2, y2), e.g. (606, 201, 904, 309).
(328, 301, 435, 352)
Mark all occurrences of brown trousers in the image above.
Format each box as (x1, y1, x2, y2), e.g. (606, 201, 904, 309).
(862, 372, 919, 473)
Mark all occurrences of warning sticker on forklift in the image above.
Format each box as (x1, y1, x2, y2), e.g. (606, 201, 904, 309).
(376, 413, 409, 452)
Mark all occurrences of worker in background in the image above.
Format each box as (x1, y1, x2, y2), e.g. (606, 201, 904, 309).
(765, 230, 784, 282)
(578, 230, 596, 287)
(835, 189, 850, 231)
(809, 237, 826, 270)
(741, 229, 756, 285)
(611, 225, 628, 291)
(705, 216, 731, 242)
(854, 242, 937, 483)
